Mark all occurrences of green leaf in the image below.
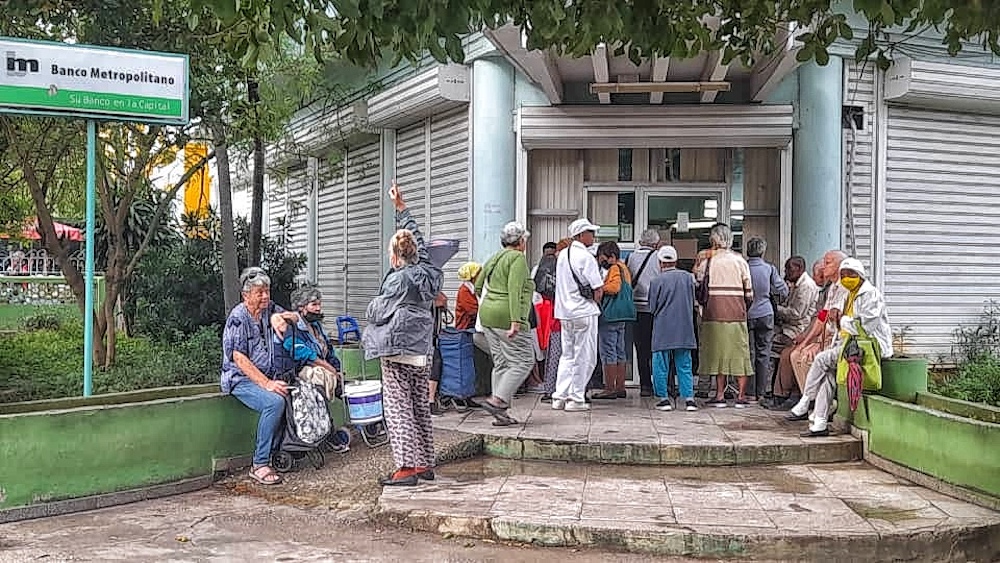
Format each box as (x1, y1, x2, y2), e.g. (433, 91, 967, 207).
(815, 46, 830, 66)
(838, 22, 854, 40)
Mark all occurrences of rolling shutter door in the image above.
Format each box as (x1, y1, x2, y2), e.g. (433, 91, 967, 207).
(844, 62, 875, 267)
(429, 108, 470, 299)
(345, 142, 383, 324)
(396, 122, 427, 227)
(316, 157, 346, 316)
(884, 106, 1000, 356)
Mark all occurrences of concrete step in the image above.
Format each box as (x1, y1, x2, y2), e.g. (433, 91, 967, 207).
(379, 458, 1000, 562)
(432, 395, 861, 466)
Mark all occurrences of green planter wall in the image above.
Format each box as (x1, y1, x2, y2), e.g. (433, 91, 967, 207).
(336, 345, 382, 379)
(866, 395, 1000, 498)
(879, 357, 928, 403)
(0, 385, 350, 519)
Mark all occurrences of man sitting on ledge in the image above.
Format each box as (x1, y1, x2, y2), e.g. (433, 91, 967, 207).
(221, 267, 299, 486)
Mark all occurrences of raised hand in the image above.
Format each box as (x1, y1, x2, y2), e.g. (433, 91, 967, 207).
(388, 179, 405, 211)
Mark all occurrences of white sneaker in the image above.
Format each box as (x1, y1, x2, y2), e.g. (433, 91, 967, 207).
(685, 400, 698, 412)
(551, 399, 566, 411)
(564, 401, 591, 412)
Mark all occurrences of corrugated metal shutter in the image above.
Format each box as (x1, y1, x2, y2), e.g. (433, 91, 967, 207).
(316, 156, 347, 317)
(345, 142, 383, 324)
(527, 149, 582, 262)
(844, 62, 875, 268)
(884, 106, 1000, 356)
(428, 107, 469, 299)
(396, 122, 427, 227)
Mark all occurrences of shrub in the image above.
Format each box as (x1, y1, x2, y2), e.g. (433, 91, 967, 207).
(0, 318, 221, 403)
(21, 311, 64, 332)
(931, 355, 1000, 407)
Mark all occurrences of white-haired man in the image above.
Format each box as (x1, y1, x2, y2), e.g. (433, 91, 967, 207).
(788, 258, 892, 437)
(627, 229, 661, 397)
(552, 218, 605, 412)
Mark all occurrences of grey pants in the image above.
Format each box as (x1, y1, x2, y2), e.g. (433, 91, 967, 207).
(484, 327, 536, 405)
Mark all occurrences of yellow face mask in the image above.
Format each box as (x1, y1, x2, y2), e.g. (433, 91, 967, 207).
(840, 275, 862, 292)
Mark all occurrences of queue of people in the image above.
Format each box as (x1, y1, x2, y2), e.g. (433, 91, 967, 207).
(216, 182, 892, 488)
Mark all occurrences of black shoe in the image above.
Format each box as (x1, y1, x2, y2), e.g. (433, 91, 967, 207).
(616, 390, 628, 399)
(380, 473, 419, 486)
(464, 398, 483, 409)
(761, 397, 786, 410)
(417, 470, 435, 481)
(785, 412, 809, 422)
(640, 387, 653, 398)
(591, 390, 619, 400)
(430, 401, 444, 417)
(801, 428, 830, 438)
(540, 394, 553, 403)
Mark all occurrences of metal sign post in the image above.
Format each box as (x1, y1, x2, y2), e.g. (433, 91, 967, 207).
(0, 36, 189, 396)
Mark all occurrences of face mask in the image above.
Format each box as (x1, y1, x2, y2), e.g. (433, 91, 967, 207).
(303, 311, 324, 323)
(840, 276, 862, 291)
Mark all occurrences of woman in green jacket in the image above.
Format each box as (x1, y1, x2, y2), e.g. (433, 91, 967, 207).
(475, 221, 536, 426)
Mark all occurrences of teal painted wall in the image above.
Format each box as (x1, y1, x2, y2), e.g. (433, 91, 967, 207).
(867, 395, 1000, 498)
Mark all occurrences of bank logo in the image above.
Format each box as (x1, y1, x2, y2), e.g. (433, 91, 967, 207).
(5, 51, 40, 76)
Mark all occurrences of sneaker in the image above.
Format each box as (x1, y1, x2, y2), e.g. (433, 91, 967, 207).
(430, 401, 444, 417)
(655, 399, 673, 411)
(551, 399, 566, 411)
(707, 398, 728, 408)
(685, 400, 698, 412)
(734, 399, 750, 409)
(540, 394, 553, 403)
(564, 401, 591, 412)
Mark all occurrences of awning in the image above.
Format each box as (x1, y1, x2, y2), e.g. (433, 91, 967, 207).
(518, 104, 794, 150)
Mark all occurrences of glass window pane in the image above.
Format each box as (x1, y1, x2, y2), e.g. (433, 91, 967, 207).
(646, 194, 719, 271)
(587, 191, 636, 243)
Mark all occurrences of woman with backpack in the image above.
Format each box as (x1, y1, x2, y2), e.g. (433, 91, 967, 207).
(592, 241, 636, 400)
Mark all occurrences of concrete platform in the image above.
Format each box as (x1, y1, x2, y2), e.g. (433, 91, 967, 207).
(432, 394, 861, 466)
(379, 458, 1000, 562)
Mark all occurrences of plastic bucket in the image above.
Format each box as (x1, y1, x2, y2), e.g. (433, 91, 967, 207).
(344, 381, 384, 425)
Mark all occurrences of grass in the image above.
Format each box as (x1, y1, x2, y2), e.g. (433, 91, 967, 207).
(0, 303, 79, 331)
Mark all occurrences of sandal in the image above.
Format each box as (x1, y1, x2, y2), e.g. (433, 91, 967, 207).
(249, 465, 283, 486)
(491, 415, 519, 427)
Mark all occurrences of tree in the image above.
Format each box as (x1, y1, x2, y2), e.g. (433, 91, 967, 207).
(185, 0, 1000, 69)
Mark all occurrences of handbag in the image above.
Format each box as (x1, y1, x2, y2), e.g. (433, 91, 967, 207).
(695, 256, 712, 307)
(567, 244, 595, 300)
(836, 319, 883, 392)
(601, 264, 637, 322)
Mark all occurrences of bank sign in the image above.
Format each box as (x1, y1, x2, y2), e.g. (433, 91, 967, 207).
(0, 37, 189, 124)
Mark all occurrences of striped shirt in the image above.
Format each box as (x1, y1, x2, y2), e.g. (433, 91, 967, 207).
(694, 249, 753, 323)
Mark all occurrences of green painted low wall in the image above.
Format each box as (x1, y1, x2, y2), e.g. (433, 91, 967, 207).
(0, 385, 350, 514)
(865, 395, 1000, 498)
(336, 346, 382, 379)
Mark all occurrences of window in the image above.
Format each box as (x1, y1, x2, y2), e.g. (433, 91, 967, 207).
(617, 149, 633, 181)
(586, 190, 635, 243)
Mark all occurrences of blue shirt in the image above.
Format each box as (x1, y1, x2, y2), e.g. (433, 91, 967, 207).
(220, 302, 293, 393)
(747, 257, 789, 320)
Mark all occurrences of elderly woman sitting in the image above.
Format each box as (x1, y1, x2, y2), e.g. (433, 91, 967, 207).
(281, 285, 343, 401)
(222, 267, 300, 486)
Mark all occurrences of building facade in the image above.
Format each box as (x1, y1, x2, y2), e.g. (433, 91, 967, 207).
(259, 12, 1000, 361)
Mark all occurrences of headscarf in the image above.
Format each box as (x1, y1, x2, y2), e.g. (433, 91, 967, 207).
(457, 261, 482, 282)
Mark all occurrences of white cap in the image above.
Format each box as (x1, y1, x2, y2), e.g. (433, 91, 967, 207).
(839, 257, 866, 277)
(568, 218, 600, 237)
(657, 245, 678, 262)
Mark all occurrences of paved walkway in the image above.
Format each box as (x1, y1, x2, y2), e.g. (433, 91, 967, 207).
(432, 394, 861, 465)
(379, 458, 1000, 561)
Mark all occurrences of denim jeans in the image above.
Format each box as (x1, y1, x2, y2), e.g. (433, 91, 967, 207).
(653, 349, 694, 400)
(598, 321, 627, 363)
(231, 378, 286, 466)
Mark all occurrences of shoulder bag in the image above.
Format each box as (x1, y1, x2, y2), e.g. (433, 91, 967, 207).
(567, 244, 595, 300)
(601, 264, 637, 322)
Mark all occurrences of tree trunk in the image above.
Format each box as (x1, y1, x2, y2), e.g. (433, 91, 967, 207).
(248, 76, 264, 267)
(214, 124, 241, 311)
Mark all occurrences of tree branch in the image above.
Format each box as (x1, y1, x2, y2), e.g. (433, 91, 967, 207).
(124, 149, 216, 277)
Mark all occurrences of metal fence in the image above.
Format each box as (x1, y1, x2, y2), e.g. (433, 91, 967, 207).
(0, 249, 88, 277)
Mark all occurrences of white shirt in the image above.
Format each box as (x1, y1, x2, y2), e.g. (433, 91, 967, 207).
(555, 240, 604, 320)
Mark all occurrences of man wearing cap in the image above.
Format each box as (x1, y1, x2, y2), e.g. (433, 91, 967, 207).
(788, 258, 892, 437)
(626, 229, 662, 397)
(648, 245, 699, 412)
(475, 222, 536, 426)
(552, 218, 605, 412)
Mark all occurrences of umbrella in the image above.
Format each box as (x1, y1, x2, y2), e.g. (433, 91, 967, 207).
(843, 338, 865, 412)
(426, 239, 460, 269)
(21, 220, 84, 242)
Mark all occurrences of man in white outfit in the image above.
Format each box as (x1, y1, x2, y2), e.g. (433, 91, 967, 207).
(552, 218, 605, 412)
(788, 258, 892, 437)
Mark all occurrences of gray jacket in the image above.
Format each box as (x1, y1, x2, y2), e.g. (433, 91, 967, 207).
(626, 246, 659, 313)
(361, 209, 443, 360)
